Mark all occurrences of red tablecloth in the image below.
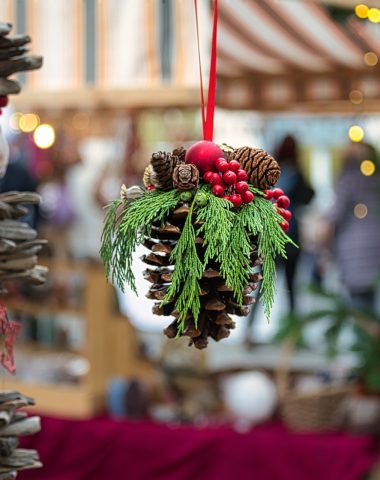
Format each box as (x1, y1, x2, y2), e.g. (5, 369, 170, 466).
(20, 416, 379, 480)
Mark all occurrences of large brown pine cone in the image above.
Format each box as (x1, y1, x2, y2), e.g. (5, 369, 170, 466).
(231, 147, 280, 190)
(172, 164, 199, 191)
(150, 151, 180, 191)
(172, 146, 186, 164)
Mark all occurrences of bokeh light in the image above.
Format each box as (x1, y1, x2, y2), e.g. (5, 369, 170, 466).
(348, 125, 364, 142)
(360, 159, 376, 176)
(354, 203, 368, 219)
(355, 4, 369, 18)
(368, 7, 380, 23)
(349, 90, 363, 105)
(19, 113, 40, 133)
(33, 124, 56, 149)
(9, 112, 23, 132)
(364, 51, 378, 67)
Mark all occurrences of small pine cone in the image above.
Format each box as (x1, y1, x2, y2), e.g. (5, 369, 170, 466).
(151, 151, 176, 190)
(220, 143, 234, 161)
(172, 146, 186, 164)
(172, 164, 199, 191)
(231, 147, 280, 190)
(143, 165, 153, 188)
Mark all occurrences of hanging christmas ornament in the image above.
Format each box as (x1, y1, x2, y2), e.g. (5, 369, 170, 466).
(100, 0, 296, 349)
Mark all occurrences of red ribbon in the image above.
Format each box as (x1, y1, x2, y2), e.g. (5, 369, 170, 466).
(194, 0, 218, 142)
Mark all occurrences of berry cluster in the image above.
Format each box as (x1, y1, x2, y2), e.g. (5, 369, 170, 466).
(264, 188, 292, 232)
(203, 158, 254, 207)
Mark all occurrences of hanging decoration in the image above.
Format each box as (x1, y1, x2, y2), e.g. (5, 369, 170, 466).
(101, 0, 296, 348)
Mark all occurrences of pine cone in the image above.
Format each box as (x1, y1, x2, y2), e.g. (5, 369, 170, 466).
(220, 143, 234, 161)
(150, 151, 177, 191)
(231, 147, 280, 190)
(141, 202, 262, 349)
(172, 164, 199, 191)
(143, 165, 153, 188)
(172, 146, 186, 164)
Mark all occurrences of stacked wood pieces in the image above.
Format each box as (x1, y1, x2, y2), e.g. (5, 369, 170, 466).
(0, 391, 42, 479)
(0, 192, 48, 293)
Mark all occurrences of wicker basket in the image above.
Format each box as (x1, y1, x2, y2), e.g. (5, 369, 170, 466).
(277, 339, 353, 432)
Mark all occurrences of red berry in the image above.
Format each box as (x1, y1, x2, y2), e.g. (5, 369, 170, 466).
(235, 181, 249, 194)
(272, 188, 284, 199)
(236, 169, 248, 182)
(282, 209, 292, 221)
(212, 184, 225, 197)
(203, 171, 214, 183)
(228, 160, 240, 172)
(216, 158, 229, 173)
(223, 171, 237, 185)
(277, 195, 290, 208)
(223, 195, 231, 202)
(230, 193, 242, 207)
(279, 220, 289, 232)
(210, 173, 222, 185)
(0, 96, 8, 108)
(264, 189, 274, 200)
(241, 190, 254, 203)
(147, 185, 156, 191)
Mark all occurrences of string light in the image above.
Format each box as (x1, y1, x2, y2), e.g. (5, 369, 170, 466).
(349, 90, 363, 105)
(360, 159, 376, 176)
(354, 203, 368, 219)
(33, 124, 55, 149)
(364, 51, 378, 67)
(355, 4, 369, 18)
(368, 7, 380, 23)
(348, 125, 364, 142)
(19, 113, 40, 133)
(9, 112, 23, 132)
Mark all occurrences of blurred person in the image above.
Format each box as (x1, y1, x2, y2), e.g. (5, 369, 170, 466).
(245, 135, 314, 345)
(328, 142, 380, 311)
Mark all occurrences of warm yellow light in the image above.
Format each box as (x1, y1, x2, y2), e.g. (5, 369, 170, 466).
(355, 4, 369, 18)
(19, 113, 40, 133)
(9, 112, 23, 131)
(33, 124, 55, 149)
(72, 112, 90, 130)
(354, 203, 368, 219)
(349, 90, 363, 105)
(364, 51, 378, 67)
(368, 7, 380, 22)
(348, 125, 364, 142)
(360, 159, 376, 176)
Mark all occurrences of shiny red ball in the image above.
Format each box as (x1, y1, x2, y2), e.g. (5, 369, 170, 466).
(228, 160, 240, 172)
(242, 190, 254, 204)
(235, 181, 249, 194)
(210, 172, 222, 185)
(280, 220, 289, 232)
(223, 171, 237, 185)
(230, 193, 242, 207)
(282, 209, 292, 221)
(236, 169, 248, 182)
(216, 158, 229, 173)
(212, 184, 225, 197)
(272, 188, 284, 199)
(185, 140, 224, 173)
(264, 189, 274, 200)
(203, 171, 214, 183)
(277, 195, 290, 208)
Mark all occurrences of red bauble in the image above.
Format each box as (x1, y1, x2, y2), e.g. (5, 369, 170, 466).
(210, 172, 222, 185)
(223, 171, 237, 185)
(228, 160, 240, 172)
(185, 140, 224, 173)
(203, 171, 214, 183)
(272, 188, 284, 199)
(236, 169, 248, 182)
(223, 195, 231, 202)
(242, 190, 254, 203)
(235, 181, 249, 194)
(216, 158, 229, 173)
(279, 220, 289, 232)
(0, 96, 8, 108)
(264, 189, 274, 200)
(282, 209, 292, 221)
(230, 193, 242, 207)
(212, 184, 225, 197)
(277, 195, 290, 208)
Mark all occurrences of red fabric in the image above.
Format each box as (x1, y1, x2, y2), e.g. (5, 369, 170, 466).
(194, 0, 218, 141)
(20, 417, 379, 480)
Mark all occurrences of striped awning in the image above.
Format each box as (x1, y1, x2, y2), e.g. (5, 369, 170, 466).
(215, 0, 380, 111)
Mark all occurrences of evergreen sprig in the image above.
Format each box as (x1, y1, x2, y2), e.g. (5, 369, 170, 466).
(162, 201, 203, 333)
(100, 189, 180, 293)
